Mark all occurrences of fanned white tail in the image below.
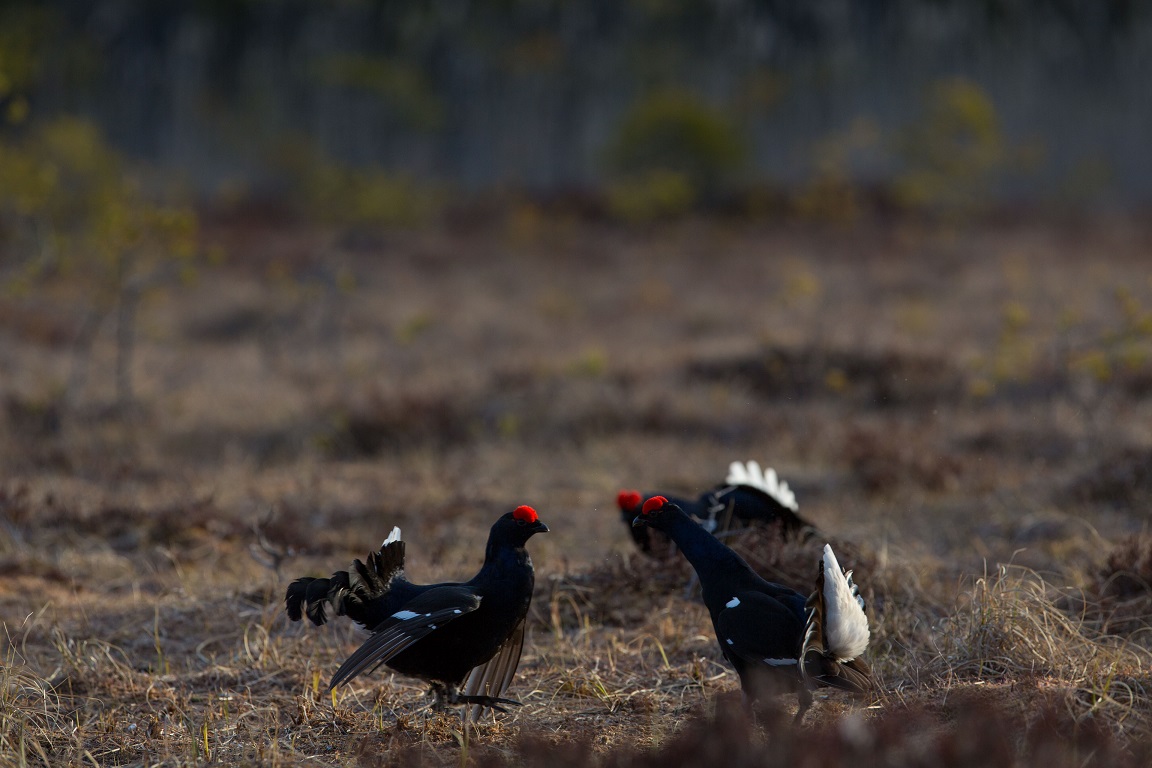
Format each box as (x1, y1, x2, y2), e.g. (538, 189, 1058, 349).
(820, 544, 869, 661)
(382, 526, 402, 546)
(726, 460, 799, 511)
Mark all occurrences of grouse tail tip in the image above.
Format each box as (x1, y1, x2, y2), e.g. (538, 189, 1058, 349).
(285, 526, 407, 629)
(725, 460, 799, 512)
(819, 544, 870, 661)
(286, 575, 342, 625)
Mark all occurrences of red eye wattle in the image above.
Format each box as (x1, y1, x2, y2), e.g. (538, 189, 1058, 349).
(641, 496, 668, 515)
(512, 505, 539, 523)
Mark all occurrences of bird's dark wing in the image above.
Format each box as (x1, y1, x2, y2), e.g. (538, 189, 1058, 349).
(706, 485, 812, 535)
(461, 620, 526, 722)
(715, 591, 805, 670)
(723, 461, 798, 512)
(328, 586, 481, 689)
(699, 460, 813, 536)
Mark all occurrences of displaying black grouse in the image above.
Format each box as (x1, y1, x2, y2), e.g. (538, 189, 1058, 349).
(618, 460, 812, 555)
(286, 505, 549, 718)
(632, 496, 872, 720)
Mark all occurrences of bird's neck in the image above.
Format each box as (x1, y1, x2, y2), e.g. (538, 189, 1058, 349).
(479, 538, 533, 582)
(657, 508, 757, 585)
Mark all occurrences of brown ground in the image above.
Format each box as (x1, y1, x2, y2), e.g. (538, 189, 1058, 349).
(3, 213, 1152, 766)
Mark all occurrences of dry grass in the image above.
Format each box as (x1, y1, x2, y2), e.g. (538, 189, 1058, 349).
(3, 215, 1152, 765)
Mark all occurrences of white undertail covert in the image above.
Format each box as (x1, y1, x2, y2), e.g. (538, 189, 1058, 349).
(821, 544, 870, 661)
(725, 460, 799, 511)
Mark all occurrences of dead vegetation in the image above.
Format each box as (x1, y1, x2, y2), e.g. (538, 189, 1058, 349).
(3, 217, 1152, 765)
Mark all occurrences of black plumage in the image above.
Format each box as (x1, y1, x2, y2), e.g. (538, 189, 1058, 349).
(617, 461, 812, 556)
(632, 496, 873, 721)
(286, 505, 548, 717)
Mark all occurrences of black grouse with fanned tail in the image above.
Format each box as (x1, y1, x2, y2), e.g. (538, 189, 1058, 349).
(286, 505, 548, 718)
(617, 460, 813, 555)
(632, 496, 872, 720)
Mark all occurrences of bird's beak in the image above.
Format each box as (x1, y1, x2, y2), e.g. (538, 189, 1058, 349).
(631, 515, 647, 528)
(534, 521, 550, 533)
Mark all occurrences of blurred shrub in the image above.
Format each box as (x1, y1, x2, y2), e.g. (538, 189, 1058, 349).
(989, 299, 1036, 384)
(1097, 534, 1152, 600)
(273, 139, 441, 228)
(790, 170, 860, 225)
(688, 344, 965, 407)
(605, 89, 745, 220)
(1069, 447, 1152, 508)
(0, 116, 201, 408)
(974, 286, 1152, 403)
(0, 117, 198, 293)
(793, 118, 881, 225)
(894, 77, 1017, 216)
(1084, 534, 1152, 640)
(566, 346, 608, 378)
(1057, 288, 1152, 404)
(321, 388, 475, 458)
(843, 424, 961, 494)
(605, 168, 695, 223)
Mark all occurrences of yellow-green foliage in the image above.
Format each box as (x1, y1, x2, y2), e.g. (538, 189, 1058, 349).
(605, 89, 745, 219)
(894, 78, 1014, 215)
(794, 118, 880, 225)
(990, 299, 1036, 383)
(777, 264, 823, 309)
(567, 346, 608, 378)
(968, 284, 1152, 399)
(274, 139, 441, 228)
(395, 311, 433, 345)
(1065, 287, 1152, 384)
(606, 169, 695, 223)
(0, 117, 200, 305)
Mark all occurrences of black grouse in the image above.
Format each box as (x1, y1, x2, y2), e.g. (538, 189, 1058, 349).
(618, 460, 812, 555)
(286, 505, 549, 718)
(632, 495, 872, 720)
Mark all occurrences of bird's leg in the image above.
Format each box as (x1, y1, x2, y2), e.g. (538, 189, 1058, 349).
(444, 686, 523, 714)
(793, 687, 813, 725)
(428, 682, 452, 711)
(454, 695, 522, 713)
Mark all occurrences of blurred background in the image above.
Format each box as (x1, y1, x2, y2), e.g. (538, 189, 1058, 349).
(2, 0, 1150, 222)
(2, 0, 1151, 550)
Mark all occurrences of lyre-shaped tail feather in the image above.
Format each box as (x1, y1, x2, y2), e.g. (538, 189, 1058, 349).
(286, 575, 339, 624)
(801, 544, 873, 693)
(285, 527, 406, 629)
(462, 621, 527, 722)
(726, 460, 799, 512)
